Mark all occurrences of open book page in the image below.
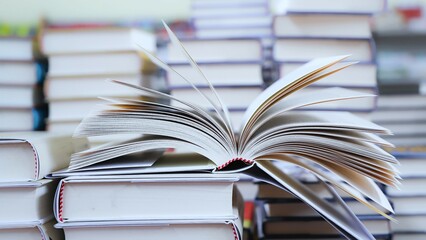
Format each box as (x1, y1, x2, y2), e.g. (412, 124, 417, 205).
(162, 22, 235, 142)
(243, 87, 374, 142)
(239, 56, 354, 143)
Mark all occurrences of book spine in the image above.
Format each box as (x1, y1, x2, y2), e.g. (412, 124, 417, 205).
(232, 223, 239, 240)
(23, 140, 40, 180)
(216, 157, 254, 171)
(58, 180, 66, 222)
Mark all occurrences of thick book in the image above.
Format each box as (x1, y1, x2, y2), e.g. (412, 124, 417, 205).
(48, 97, 143, 122)
(0, 60, 46, 86)
(391, 214, 426, 233)
(167, 62, 264, 88)
(45, 74, 147, 100)
(48, 52, 156, 77)
(274, 0, 387, 14)
(274, 14, 372, 39)
(0, 85, 43, 108)
(0, 37, 33, 61)
(194, 26, 272, 39)
(0, 132, 88, 182)
(393, 232, 426, 240)
(68, 24, 400, 239)
(273, 38, 375, 63)
(370, 109, 426, 123)
(390, 196, 426, 215)
(0, 108, 46, 131)
(376, 94, 426, 110)
(57, 219, 242, 240)
(166, 38, 263, 64)
(192, 0, 267, 9)
(192, 15, 272, 29)
(41, 27, 156, 55)
(191, 4, 268, 18)
(0, 180, 56, 224)
(0, 220, 63, 240)
(390, 152, 426, 178)
(53, 174, 239, 223)
(387, 177, 426, 197)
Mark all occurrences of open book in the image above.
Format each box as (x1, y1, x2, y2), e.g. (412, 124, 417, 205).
(70, 23, 400, 239)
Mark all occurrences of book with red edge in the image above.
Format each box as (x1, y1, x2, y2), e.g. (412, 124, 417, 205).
(0, 132, 88, 182)
(64, 23, 400, 240)
(53, 174, 244, 240)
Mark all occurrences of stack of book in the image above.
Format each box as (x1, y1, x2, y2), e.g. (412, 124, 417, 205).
(41, 24, 157, 144)
(255, 173, 392, 240)
(52, 174, 243, 240)
(272, 0, 386, 112)
(0, 27, 47, 132)
(387, 148, 426, 240)
(370, 93, 426, 147)
(191, 0, 272, 40)
(164, 0, 273, 130)
(0, 132, 87, 239)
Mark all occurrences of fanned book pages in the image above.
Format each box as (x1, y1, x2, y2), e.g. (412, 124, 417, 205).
(70, 23, 400, 240)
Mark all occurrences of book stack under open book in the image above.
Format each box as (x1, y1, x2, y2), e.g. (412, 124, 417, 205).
(0, 132, 87, 240)
(41, 24, 157, 145)
(271, 0, 386, 112)
(53, 174, 244, 240)
(0, 26, 47, 132)
(54, 24, 401, 240)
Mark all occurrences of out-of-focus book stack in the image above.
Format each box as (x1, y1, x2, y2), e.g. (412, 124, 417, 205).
(385, 148, 426, 240)
(255, 170, 392, 240)
(0, 132, 88, 240)
(370, 93, 426, 147)
(191, 0, 273, 68)
(0, 25, 47, 132)
(272, 0, 387, 112)
(52, 174, 244, 240)
(40, 24, 157, 145)
(191, 0, 272, 40)
(165, 0, 273, 130)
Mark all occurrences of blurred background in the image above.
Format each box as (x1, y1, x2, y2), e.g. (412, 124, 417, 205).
(1, 0, 426, 239)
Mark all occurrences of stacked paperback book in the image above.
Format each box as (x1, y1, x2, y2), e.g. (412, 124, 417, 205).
(0, 132, 87, 239)
(41, 24, 157, 145)
(165, 0, 273, 129)
(371, 93, 426, 147)
(191, 0, 272, 40)
(387, 147, 426, 240)
(272, 0, 386, 112)
(370, 90, 426, 239)
(0, 27, 47, 132)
